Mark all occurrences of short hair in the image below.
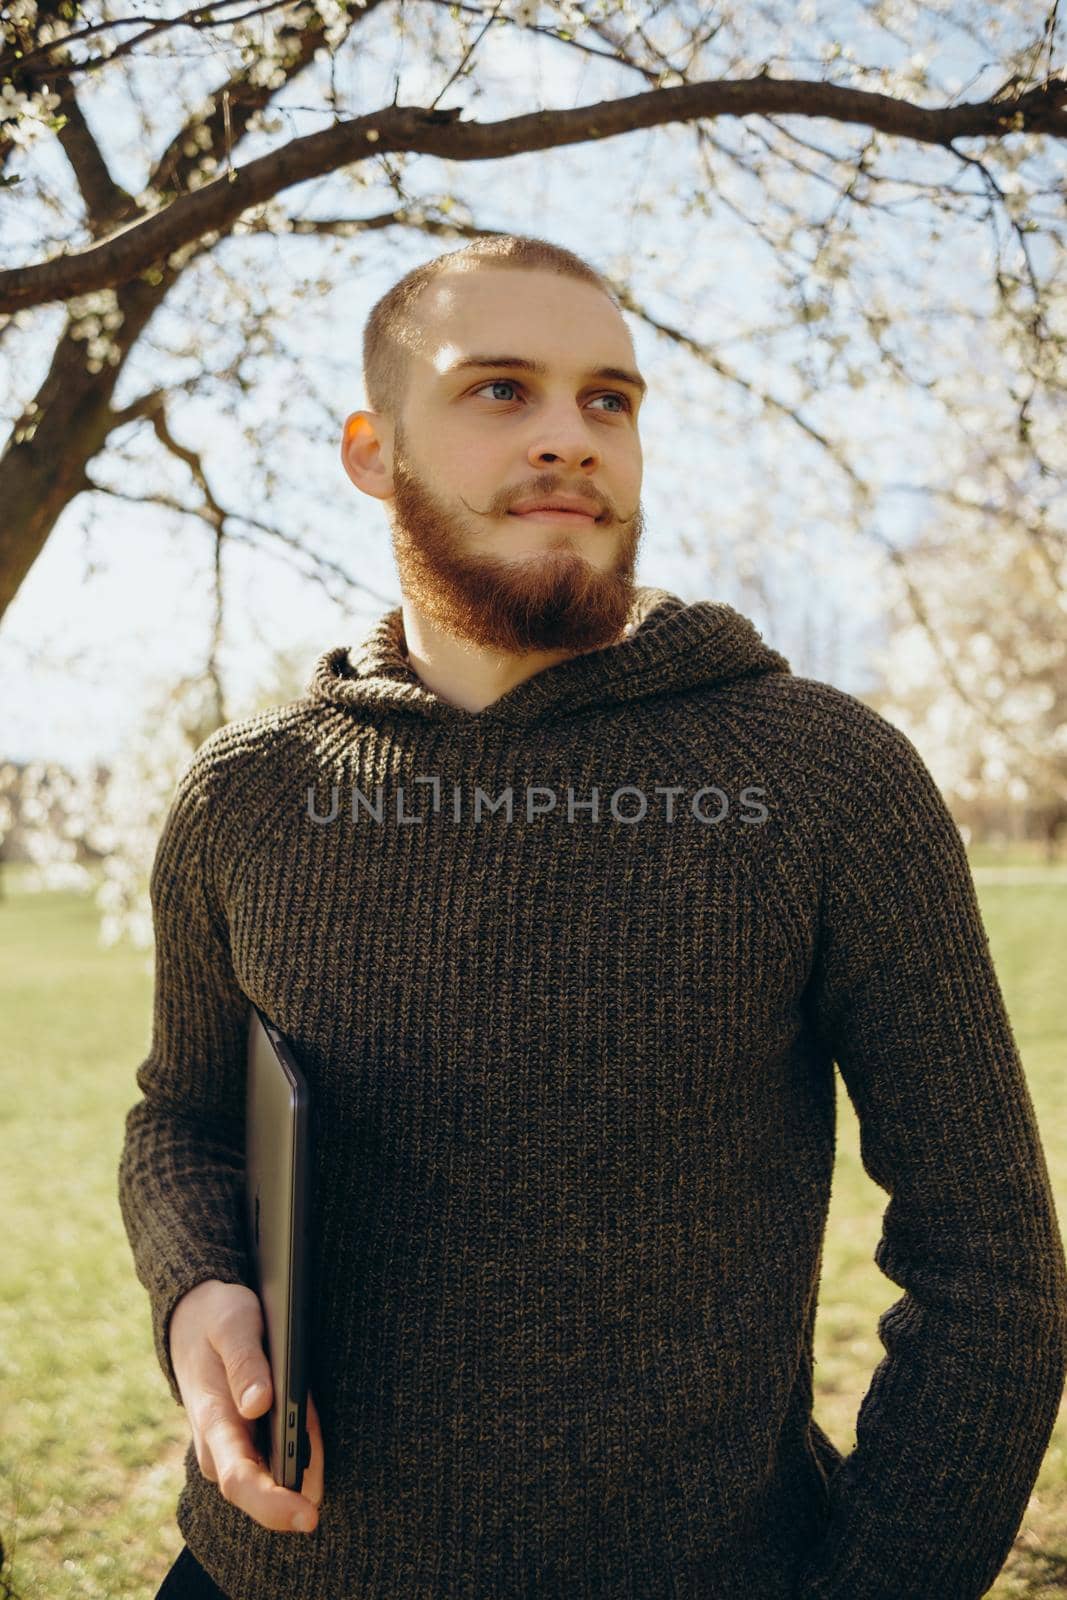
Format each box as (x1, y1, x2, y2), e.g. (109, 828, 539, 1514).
(362, 233, 627, 426)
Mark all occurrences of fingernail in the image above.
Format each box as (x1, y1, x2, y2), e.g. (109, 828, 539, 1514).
(292, 1512, 314, 1533)
(241, 1384, 265, 1410)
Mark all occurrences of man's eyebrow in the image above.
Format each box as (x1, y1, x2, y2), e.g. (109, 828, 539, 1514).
(441, 354, 647, 398)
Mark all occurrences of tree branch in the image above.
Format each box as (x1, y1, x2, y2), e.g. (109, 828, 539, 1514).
(82, 476, 399, 608)
(54, 78, 139, 236)
(108, 388, 168, 428)
(1, 0, 297, 82)
(148, 403, 228, 528)
(3, 71, 1065, 312)
(0, 2, 377, 625)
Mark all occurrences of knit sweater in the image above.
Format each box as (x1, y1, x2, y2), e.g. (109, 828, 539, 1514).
(118, 584, 1067, 1600)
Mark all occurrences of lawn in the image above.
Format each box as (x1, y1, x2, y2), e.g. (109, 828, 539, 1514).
(0, 869, 1064, 1598)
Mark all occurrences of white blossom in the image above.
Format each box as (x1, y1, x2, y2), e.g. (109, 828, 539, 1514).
(1, 81, 61, 150)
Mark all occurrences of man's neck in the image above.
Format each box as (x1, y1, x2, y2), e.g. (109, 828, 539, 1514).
(399, 607, 633, 714)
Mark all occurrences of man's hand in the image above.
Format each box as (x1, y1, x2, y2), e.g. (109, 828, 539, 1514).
(168, 1278, 324, 1533)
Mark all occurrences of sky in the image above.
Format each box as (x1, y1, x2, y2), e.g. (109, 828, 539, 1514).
(0, 2, 1034, 771)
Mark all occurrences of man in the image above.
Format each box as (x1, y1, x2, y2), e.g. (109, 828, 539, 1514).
(121, 234, 1067, 1600)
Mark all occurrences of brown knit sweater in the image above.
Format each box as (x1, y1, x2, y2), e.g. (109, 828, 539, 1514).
(118, 585, 1067, 1600)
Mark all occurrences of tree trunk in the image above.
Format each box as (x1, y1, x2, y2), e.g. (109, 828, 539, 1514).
(0, 271, 180, 622)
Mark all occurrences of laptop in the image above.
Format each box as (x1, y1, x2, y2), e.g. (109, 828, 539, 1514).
(244, 1002, 314, 1492)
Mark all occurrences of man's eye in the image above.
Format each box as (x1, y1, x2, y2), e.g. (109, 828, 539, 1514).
(471, 379, 631, 413)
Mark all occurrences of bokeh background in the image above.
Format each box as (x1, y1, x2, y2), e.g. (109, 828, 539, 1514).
(1, 1, 1065, 1594)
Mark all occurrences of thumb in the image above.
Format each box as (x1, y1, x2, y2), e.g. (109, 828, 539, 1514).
(237, 1372, 273, 1418)
(212, 1292, 274, 1418)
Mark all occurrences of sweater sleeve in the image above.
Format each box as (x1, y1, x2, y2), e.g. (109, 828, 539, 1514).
(793, 705, 1067, 1600)
(117, 742, 255, 1406)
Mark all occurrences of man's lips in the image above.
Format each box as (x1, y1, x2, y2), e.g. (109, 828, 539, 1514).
(508, 508, 600, 523)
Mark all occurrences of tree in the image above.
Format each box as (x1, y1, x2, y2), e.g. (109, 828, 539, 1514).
(1, 0, 1065, 797)
(8, 640, 313, 948)
(870, 497, 1067, 860)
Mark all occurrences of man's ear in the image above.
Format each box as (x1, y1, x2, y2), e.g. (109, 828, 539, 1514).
(340, 411, 394, 501)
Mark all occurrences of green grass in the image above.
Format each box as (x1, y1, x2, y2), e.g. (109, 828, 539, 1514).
(0, 867, 1065, 1597)
(812, 875, 1067, 1597)
(966, 839, 1065, 869)
(0, 887, 190, 1599)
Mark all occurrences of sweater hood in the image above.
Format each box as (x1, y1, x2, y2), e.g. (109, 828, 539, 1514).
(306, 585, 791, 730)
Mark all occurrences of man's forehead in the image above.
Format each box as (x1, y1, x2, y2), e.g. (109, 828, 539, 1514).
(415, 271, 636, 377)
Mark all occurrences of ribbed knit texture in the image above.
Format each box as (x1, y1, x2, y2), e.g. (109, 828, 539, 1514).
(118, 585, 1067, 1600)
